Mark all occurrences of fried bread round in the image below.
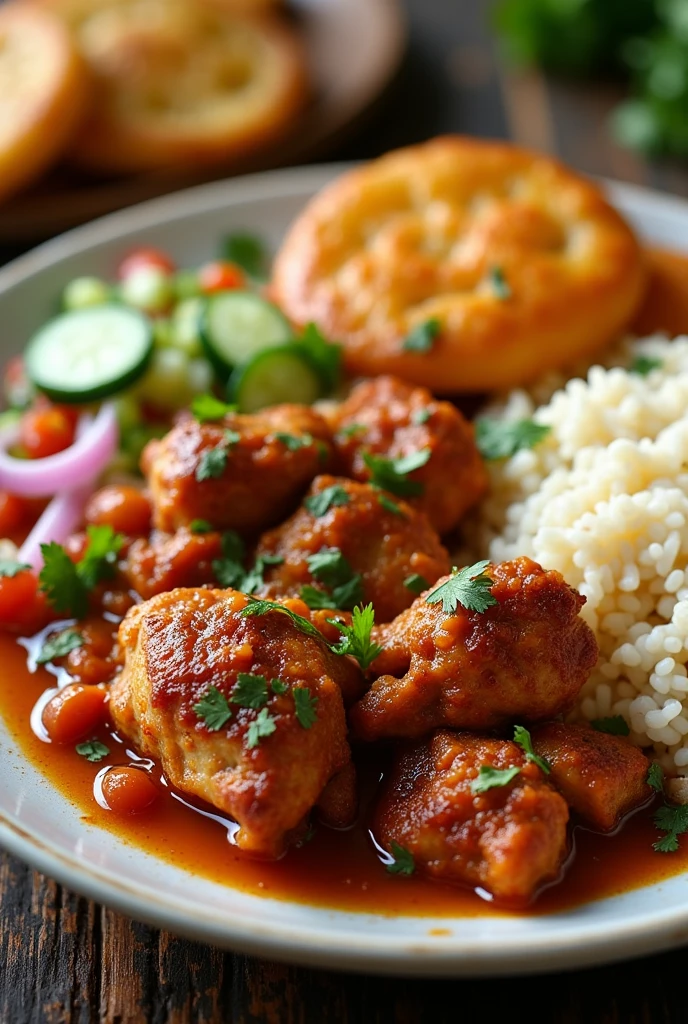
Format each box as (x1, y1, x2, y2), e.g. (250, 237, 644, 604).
(0, 3, 86, 203)
(272, 137, 647, 392)
(40, 0, 307, 173)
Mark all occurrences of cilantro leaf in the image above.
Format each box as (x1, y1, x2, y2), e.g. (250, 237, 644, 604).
(591, 715, 630, 737)
(488, 265, 511, 300)
(630, 355, 663, 377)
(412, 408, 431, 425)
(363, 448, 431, 497)
(402, 318, 441, 353)
(76, 739, 109, 763)
(39, 543, 89, 618)
(426, 561, 497, 615)
(190, 519, 214, 534)
(196, 446, 228, 482)
(653, 803, 688, 853)
(273, 432, 315, 452)
(194, 685, 232, 731)
(36, 629, 84, 665)
(471, 765, 521, 794)
(0, 559, 31, 578)
(647, 762, 665, 793)
(300, 584, 337, 610)
(222, 232, 268, 279)
(191, 394, 236, 422)
(339, 422, 366, 439)
(385, 841, 415, 876)
(377, 493, 404, 517)
(513, 724, 551, 774)
(301, 576, 364, 612)
(307, 547, 353, 587)
(241, 598, 326, 644)
(295, 322, 342, 391)
(246, 707, 277, 749)
(271, 677, 288, 695)
(305, 485, 350, 518)
(231, 672, 269, 709)
(212, 557, 246, 589)
(77, 525, 124, 590)
(328, 603, 383, 670)
(475, 418, 551, 461)
(240, 554, 283, 595)
(404, 573, 429, 595)
(224, 429, 241, 447)
(302, 547, 363, 610)
(294, 687, 318, 729)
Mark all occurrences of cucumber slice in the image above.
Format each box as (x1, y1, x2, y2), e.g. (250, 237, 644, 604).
(200, 290, 291, 376)
(25, 304, 153, 403)
(229, 344, 324, 413)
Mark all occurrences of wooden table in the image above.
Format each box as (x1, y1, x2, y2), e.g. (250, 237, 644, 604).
(4, 2, 688, 1020)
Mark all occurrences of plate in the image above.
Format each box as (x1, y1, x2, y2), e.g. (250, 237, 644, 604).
(3, 166, 688, 977)
(0, 0, 405, 244)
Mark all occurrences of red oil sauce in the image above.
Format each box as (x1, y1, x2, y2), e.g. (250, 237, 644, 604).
(2, 632, 688, 918)
(633, 247, 688, 338)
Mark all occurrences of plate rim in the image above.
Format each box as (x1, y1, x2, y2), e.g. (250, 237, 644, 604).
(3, 164, 688, 976)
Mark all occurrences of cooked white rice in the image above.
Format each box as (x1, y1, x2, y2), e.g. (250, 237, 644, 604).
(464, 333, 688, 775)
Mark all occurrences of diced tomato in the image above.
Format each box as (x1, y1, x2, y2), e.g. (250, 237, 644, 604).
(41, 683, 108, 744)
(198, 260, 246, 294)
(85, 485, 151, 536)
(0, 492, 29, 534)
(117, 247, 175, 280)
(19, 405, 76, 459)
(0, 571, 50, 633)
(100, 766, 159, 814)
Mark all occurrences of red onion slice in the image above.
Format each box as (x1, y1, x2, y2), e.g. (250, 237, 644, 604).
(19, 483, 95, 570)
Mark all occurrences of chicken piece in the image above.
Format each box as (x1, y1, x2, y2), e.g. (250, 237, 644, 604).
(350, 557, 598, 740)
(374, 730, 569, 903)
(142, 404, 333, 535)
(327, 376, 488, 535)
(531, 722, 652, 831)
(255, 475, 451, 622)
(110, 587, 365, 857)
(122, 527, 223, 600)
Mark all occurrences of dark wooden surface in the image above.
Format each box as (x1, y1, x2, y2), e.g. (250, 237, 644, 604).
(5, 1, 688, 1021)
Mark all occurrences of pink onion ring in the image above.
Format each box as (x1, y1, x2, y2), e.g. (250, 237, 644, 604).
(19, 483, 94, 570)
(0, 403, 118, 497)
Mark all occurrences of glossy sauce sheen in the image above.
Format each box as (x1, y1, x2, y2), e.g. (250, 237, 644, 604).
(6, 245, 688, 917)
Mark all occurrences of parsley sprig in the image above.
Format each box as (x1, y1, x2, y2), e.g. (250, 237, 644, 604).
(475, 418, 551, 461)
(471, 765, 521, 794)
(36, 629, 84, 666)
(39, 525, 124, 618)
(194, 685, 232, 731)
(328, 604, 383, 670)
(402, 318, 441, 353)
(404, 573, 429, 595)
(513, 725, 551, 774)
(385, 841, 415, 876)
(76, 739, 109, 763)
(301, 547, 364, 611)
(648, 763, 688, 853)
(590, 715, 630, 736)
(425, 560, 497, 615)
(240, 598, 327, 644)
(246, 708, 277, 749)
(363, 448, 431, 497)
(222, 232, 268, 280)
(488, 265, 511, 300)
(212, 532, 283, 594)
(191, 394, 237, 423)
(304, 484, 350, 518)
(195, 430, 241, 482)
(630, 355, 663, 377)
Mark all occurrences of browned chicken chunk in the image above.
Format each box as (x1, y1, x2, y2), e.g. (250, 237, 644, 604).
(110, 587, 365, 857)
(255, 475, 451, 622)
(122, 527, 223, 600)
(326, 375, 488, 535)
(531, 722, 652, 831)
(374, 730, 569, 903)
(142, 405, 333, 535)
(350, 557, 598, 740)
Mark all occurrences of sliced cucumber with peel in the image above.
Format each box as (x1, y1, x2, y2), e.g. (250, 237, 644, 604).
(229, 344, 324, 413)
(25, 304, 153, 403)
(200, 290, 292, 376)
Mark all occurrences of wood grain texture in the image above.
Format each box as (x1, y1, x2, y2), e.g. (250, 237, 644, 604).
(4, 1, 688, 1021)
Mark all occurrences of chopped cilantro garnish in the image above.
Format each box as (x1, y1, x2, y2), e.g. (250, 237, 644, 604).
(231, 672, 269, 709)
(488, 265, 511, 300)
(402, 318, 441, 353)
(273, 432, 314, 452)
(191, 394, 236, 422)
(339, 422, 366, 439)
(0, 559, 31, 578)
(471, 765, 521, 794)
(385, 841, 415, 876)
(301, 576, 364, 612)
(412, 408, 431, 425)
(301, 548, 363, 610)
(239, 554, 284, 595)
(377, 493, 404, 517)
(212, 558, 246, 589)
(222, 232, 268, 279)
(241, 598, 326, 644)
(363, 448, 431, 497)
(295, 322, 342, 391)
(305, 484, 350, 518)
(590, 715, 630, 737)
(190, 519, 214, 534)
(404, 573, 429, 595)
(271, 677, 288, 695)
(647, 763, 664, 793)
(39, 525, 123, 618)
(246, 707, 277, 749)
(307, 547, 352, 587)
(513, 724, 551, 774)
(475, 418, 551, 461)
(36, 629, 84, 666)
(653, 803, 688, 853)
(294, 687, 318, 729)
(630, 355, 663, 377)
(196, 446, 228, 482)
(328, 603, 383, 670)
(75, 739, 109, 763)
(194, 685, 232, 731)
(426, 560, 497, 615)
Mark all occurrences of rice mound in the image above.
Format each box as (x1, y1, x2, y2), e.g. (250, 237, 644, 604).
(465, 334, 688, 775)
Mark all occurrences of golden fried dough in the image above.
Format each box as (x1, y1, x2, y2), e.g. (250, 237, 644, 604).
(40, 0, 307, 173)
(272, 136, 646, 392)
(0, 3, 86, 203)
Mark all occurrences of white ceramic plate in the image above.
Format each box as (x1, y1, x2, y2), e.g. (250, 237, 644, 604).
(3, 167, 688, 977)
